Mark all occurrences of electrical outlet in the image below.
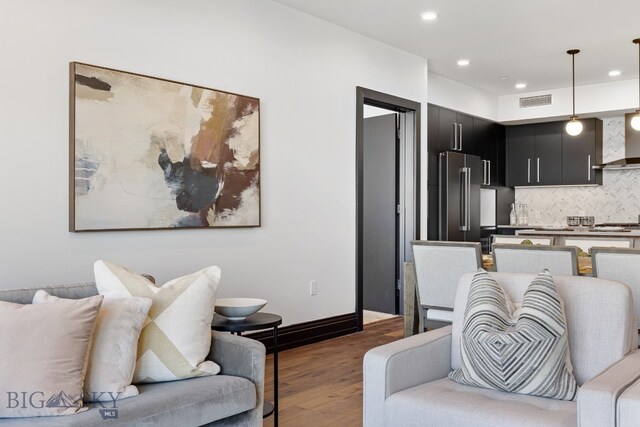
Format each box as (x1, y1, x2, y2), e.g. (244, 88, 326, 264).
(310, 280, 318, 296)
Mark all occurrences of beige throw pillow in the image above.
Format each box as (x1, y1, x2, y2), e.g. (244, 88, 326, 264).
(32, 291, 152, 402)
(94, 260, 221, 383)
(0, 295, 103, 417)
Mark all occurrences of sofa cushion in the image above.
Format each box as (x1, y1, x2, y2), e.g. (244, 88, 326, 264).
(449, 269, 577, 400)
(0, 295, 103, 417)
(385, 377, 576, 427)
(94, 260, 221, 383)
(0, 375, 256, 426)
(33, 291, 152, 402)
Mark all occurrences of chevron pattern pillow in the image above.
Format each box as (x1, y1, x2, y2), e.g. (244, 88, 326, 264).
(449, 269, 578, 401)
(94, 261, 221, 384)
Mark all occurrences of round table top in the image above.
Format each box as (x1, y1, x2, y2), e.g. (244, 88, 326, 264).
(211, 312, 282, 333)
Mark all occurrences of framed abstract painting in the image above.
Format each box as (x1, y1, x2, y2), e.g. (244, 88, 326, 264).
(69, 62, 260, 231)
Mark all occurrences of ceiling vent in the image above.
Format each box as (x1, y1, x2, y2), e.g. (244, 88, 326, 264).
(519, 94, 552, 108)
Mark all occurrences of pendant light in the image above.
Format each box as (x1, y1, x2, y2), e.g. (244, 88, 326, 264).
(631, 38, 640, 131)
(565, 49, 583, 136)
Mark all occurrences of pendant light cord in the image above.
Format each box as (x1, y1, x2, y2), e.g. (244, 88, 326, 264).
(637, 39, 640, 113)
(572, 52, 576, 118)
(566, 49, 580, 119)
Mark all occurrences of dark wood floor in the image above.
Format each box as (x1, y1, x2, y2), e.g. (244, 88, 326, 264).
(263, 317, 403, 427)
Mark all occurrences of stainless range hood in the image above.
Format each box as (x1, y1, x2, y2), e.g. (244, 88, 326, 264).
(595, 112, 640, 170)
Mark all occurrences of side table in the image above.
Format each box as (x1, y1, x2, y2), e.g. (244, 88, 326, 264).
(212, 312, 282, 426)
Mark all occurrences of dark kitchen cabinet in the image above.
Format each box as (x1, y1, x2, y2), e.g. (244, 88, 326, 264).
(506, 125, 535, 186)
(436, 106, 475, 154)
(475, 118, 505, 186)
(506, 118, 603, 187)
(562, 118, 603, 185)
(532, 122, 563, 185)
(427, 104, 441, 185)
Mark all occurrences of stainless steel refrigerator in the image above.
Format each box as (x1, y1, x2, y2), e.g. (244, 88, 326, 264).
(439, 151, 482, 242)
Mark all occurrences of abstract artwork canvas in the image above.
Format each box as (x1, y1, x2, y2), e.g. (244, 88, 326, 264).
(69, 62, 260, 231)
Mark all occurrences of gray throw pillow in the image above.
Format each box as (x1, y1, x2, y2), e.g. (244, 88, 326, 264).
(449, 269, 578, 401)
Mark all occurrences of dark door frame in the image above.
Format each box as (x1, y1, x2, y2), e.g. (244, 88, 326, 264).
(356, 86, 421, 331)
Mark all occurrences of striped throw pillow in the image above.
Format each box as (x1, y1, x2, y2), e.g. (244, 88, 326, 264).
(449, 269, 578, 401)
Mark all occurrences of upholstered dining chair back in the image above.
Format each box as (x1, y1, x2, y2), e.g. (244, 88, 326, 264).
(491, 234, 554, 249)
(411, 241, 482, 328)
(592, 247, 640, 330)
(492, 244, 579, 276)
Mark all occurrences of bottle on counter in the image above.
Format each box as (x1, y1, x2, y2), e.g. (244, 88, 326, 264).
(510, 203, 517, 225)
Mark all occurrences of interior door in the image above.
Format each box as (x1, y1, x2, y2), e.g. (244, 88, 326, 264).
(363, 113, 398, 314)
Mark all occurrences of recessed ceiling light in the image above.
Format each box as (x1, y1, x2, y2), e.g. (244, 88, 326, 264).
(515, 83, 527, 89)
(421, 11, 438, 21)
(457, 59, 470, 67)
(499, 76, 509, 80)
(608, 70, 621, 77)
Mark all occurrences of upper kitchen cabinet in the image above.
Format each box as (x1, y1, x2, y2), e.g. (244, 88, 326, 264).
(506, 122, 562, 186)
(532, 121, 563, 185)
(436, 106, 475, 154)
(506, 118, 602, 187)
(475, 118, 505, 186)
(427, 104, 441, 185)
(561, 118, 603, 185)
(506, 125, 535, 186)
(428, 104, 505, 186)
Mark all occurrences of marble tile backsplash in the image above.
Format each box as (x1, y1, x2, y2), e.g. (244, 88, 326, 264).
(515, 117, 640, 225)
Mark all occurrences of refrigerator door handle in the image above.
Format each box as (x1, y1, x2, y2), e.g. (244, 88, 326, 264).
(458, 123, 463, 151)
(487, 160, 491, 186)
(459, 167, 471, 231)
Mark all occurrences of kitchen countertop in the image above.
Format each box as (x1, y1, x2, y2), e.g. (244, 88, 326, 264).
(516, 228, 640, 237)
(497, 225, 549, 229)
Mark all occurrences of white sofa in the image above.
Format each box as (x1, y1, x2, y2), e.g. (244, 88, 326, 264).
(364, 272, 640, 427)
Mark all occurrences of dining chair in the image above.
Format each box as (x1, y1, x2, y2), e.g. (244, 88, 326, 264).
(565, 238, 632, 254)
(492, 243, 579, 275)
(592, 247, 640, 331)
(411, 241, 482, 330)
(491, 234, 554, 247)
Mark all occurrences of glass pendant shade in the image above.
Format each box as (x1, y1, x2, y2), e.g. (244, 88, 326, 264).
(631, 113, 640, 131)
(566, 119, 583, 136)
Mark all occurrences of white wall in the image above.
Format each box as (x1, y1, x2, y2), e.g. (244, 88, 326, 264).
(498, 79, 639, 123)
(427, 73, 499, 121)
(0, 0, 429, 326)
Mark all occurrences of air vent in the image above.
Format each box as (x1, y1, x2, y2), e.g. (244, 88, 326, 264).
(519, 94, 552, 108)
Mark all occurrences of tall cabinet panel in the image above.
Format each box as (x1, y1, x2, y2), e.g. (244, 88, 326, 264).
(532, 122, 562, 185)
(562, 118, 603, 185)
(427, 104, 442, 186)
(506, 125, 535, 186)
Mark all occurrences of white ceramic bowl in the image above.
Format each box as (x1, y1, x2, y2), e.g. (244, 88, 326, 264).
(214, 298, 268, 321)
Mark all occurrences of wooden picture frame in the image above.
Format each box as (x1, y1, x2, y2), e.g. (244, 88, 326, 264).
(69, 62, 260, 231)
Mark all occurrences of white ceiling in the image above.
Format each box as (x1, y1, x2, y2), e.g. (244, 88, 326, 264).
(272, 0, 640, 96)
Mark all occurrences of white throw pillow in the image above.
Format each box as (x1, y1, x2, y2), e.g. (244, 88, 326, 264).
(94, 260, 221, 383)
(32, 291, 152, 402)
(449, 269, 578, 401)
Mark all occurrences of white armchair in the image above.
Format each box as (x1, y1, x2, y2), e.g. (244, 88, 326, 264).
(364, 272, 639, 427)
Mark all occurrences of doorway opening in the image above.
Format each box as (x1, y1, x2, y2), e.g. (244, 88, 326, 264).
(356, 87, 421, 331)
